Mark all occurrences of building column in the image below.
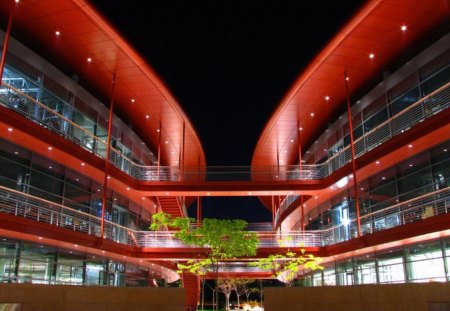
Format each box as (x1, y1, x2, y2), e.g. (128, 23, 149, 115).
(98, 73, 116, 246)
(344, 70, 362, 237)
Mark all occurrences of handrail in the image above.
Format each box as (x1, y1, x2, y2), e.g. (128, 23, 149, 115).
(0, 184, 448, 249)
(2, 81, 448, 182)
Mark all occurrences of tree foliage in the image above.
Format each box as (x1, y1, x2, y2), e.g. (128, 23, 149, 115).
(251, 238, 323, 286)
(150, 212, 259, 275)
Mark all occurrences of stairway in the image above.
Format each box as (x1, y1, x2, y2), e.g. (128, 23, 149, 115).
(182, 272, 200, 310)
(156, 196, 183, 218)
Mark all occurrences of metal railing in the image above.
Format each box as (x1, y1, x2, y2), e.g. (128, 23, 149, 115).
(1, 81, 448, 182)
(0, 184, 448, 249)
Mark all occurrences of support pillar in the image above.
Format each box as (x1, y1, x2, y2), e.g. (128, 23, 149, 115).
(98, 73, 116, 246)
(344, 70, 362, 237)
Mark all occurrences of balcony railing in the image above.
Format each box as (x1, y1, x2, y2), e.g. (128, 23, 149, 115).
(1, 81, 448, 182)
(0, 184, 448, 249)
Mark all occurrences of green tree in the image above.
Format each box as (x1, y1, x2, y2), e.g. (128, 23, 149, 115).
(251, 238, 323, 286)
(150, 212, 259, 310)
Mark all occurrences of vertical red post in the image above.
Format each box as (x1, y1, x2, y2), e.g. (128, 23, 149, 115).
(298, 121, 305, 231)
(157, 121, 162, 179)
(98, 73, 116, 246)
(0, 1, 15, 82)
(271, 195, 275, 229)
(344, 70, 362, 237)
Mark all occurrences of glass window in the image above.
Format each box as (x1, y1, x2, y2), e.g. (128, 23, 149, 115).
(323, 266, 336, 286)
(405, 242, 445, 282)
(0, 238, 19, 283)
(377, 247, 405, 284)
(354, 254, 377, 285)
(18, 243, 57, 284)
(336, 260, 353, 285)
(57, 250, 84, 285)
(364, 107, 389, 132)
(397, 167, 433, 202)
(390, 86, 420, 116)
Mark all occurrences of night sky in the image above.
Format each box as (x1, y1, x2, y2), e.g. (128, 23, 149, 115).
(91, 0, 366, 222)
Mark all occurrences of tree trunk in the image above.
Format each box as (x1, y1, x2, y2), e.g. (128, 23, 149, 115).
(225, 293, 230, 311)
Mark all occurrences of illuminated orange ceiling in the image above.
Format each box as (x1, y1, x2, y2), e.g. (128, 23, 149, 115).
(252, 0, 449, 169)
(0, 0, 206, 169)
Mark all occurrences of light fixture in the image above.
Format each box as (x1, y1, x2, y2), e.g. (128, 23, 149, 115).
(87, 57, 92, 62)
(336, 176, 348, 188)
(131, 99, 135, 103)
(310, 112, 315, 117)
(325, 96, 330, 101)
(55, 30, 61, 36)
(299, 127, 303, 131)
(48, 146, 53, 150)
(408, 144, 413, 148)
(369, 53, 375, 59)
(401, 25, 407, 32)
(126, 187, 130, 191)
(145, 115, 150, 119)
(375, 161, 380, 164)
(165, 140, 169, 144)
(7, 128, 13, 132)
(81, 162, 85, 166)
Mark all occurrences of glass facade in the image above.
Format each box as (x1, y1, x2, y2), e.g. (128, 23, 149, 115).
(0, 237, 163, 287)
(289, 42, 450, 232)
(0, 138, 151, 230)
(298, 238, 450, 287)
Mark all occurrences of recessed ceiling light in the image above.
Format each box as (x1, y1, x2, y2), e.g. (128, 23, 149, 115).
(7, 128, 13, 132)
(165, 141, 169, 144)
(87, 57, 92, 62)
(48, 146, 53, 150)
(345, 76, 349, 81)
(409, 164, 413, 167)
(444, 149, 448, 152)
(14, 151, 18, 155)
(145, 115, 150, 119)
(48, 166, 52, 169)
(55, 30, 61, 36)
(325, 96, 330, 101)
(81, 162, 85, 166)
(126, 187, 130, 191)
(369, 53, 375, 59)
(131, 99, 135, 103)
(310, 112, 315, 117)
(375, 161, 380, 164)
(408, 144, 413, 148)
(299, 127, 303, 131)
(401, 25, 407, 32)
(290, 139, 294, 143)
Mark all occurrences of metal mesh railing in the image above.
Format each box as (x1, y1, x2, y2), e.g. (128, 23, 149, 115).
(1, 81, 448, 182)
(0, 184, 448, 249)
